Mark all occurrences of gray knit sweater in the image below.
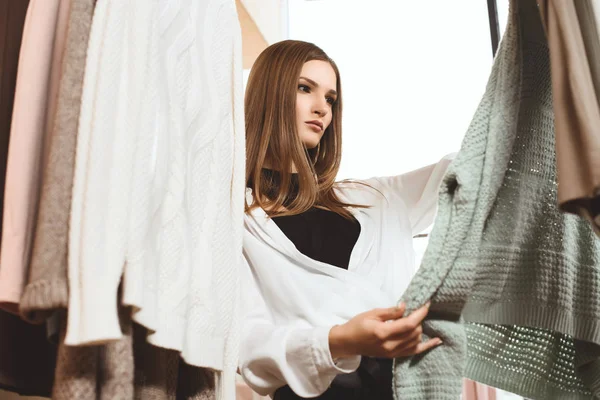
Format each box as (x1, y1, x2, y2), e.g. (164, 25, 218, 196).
(394, 1, 600, 399)
(462, 2, 600, 399)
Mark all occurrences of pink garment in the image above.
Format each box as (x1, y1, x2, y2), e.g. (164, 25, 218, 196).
(0, 0, 69, 313)
(462, 379, 497, 400)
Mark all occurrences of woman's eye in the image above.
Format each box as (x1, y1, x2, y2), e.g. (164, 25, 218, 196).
(326, 97, 335, 105)
(298, 84, 310, 93)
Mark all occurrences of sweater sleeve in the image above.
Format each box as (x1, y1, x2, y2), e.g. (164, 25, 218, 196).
(366, 153, 456, 236)
(238, 257, 361, 397)
(65, 0, 132, 345)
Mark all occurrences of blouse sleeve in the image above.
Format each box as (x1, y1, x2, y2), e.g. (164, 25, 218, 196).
(238, 257, 361, 397)
(366, 153, 456, 236)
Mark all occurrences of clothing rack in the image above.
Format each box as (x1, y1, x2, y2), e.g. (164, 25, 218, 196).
(487, 0, 501, 56)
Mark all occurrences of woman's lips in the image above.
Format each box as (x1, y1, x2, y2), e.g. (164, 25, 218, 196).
(305, 121, 323, 132)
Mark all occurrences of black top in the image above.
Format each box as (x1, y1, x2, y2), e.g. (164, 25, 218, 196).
(256, 169, 361, 269)
(273, 207, 360, 269)
(253, 169, 393, 400)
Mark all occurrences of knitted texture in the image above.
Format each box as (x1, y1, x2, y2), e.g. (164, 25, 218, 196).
(460, 1, 600, 398)
(19, 0, 95, 323)
(134, 329, 216, 400)
(393, 4, 521, 399)
(393, 0, 557, 398)
(52, 310, 134, 400)
(135, 338, 216, 400)
(121, 2, 244, 399)
(393, 1, 600, 399)
(53, 310, 215, 400)
(62, 0, 242, 395)
(66, 0, 131, 344)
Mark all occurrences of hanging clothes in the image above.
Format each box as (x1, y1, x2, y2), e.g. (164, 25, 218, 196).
(538, 0, 600, 234)
(0, 0, 28, 241)
(390, 1, 525, 397)
(52, 309, 216, 400)
(462, 1, 600, 397)
(0, 0, 68, 314)
(393, 0, 600, 399)
(0, 1, 57, 398)
(64, 1, 245, 398)
(133, 324, 216, 400)
(574, 1, 600, 101)
(19, 0, 96, 323)
(51, 309, 135, 400)
(65, 0, 132, 345)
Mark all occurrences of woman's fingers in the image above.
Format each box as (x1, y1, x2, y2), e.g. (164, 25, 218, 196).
(414, 337, 443, 354)
(395, 337, 443, 358)
(389, 323, 423, 345)
(388, 322, 423, 341)
(403, 302, 430, 326)
(380, 326, 441, 357)
(382, 302, 430, 336)
(375, 303, 406, 322)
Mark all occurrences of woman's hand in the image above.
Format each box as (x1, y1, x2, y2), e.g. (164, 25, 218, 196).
(328, 302, 441, 359)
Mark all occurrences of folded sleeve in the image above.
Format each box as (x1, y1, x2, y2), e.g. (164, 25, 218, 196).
(238, 257, 361, 397)
(366, 153, 456, 236)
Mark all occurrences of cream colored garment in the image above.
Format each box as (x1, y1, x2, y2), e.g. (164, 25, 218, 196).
(0, 0, 69, 313)
(66, 1, 245, 398)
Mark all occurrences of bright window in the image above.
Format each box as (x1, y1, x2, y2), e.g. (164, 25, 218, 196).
(287, 0, 499, 180)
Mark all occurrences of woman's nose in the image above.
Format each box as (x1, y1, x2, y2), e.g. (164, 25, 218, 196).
(312, 102, 328, 117)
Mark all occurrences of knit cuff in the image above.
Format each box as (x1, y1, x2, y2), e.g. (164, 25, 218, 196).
(64, 281, 122, 345)
(19, 278, 68, 323)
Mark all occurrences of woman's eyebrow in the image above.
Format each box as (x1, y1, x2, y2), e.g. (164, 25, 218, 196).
(299, 76, 337, 96)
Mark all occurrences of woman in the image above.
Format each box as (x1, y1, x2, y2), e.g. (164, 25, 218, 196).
(239, 40, 453, 399)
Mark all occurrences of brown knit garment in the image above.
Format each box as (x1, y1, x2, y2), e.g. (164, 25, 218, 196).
(19, 0, 95, 323)
(52, 309, 134, 400)
(53, 312, 215, 400)
(133, 324, 216, 400)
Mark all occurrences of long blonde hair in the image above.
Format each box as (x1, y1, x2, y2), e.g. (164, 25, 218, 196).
(245, 40, 368, 219)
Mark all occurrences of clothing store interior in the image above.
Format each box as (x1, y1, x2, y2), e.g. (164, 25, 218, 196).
(1, 0, 600, 399)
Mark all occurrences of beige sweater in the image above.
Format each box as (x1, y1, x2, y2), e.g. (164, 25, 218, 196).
(539, 0, 600, 234)
(19, 0, 95, 322)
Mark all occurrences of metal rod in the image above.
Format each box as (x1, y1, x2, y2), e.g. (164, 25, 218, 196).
(487, 0, 501, 56)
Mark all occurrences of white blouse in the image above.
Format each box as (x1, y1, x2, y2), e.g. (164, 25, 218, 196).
(239, 155, 454, 397)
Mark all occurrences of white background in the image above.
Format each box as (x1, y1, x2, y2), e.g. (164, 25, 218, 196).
(286, 0, 509, 180)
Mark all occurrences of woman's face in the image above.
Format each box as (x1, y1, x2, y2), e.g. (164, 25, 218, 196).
(295, 60, 338, 149)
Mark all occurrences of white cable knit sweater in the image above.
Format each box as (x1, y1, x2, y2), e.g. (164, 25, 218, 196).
(68, 1, 244, 398)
